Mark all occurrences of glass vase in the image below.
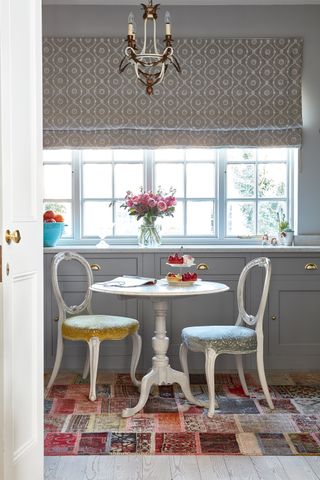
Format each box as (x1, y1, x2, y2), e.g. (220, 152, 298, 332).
(138, 217, 161, 247)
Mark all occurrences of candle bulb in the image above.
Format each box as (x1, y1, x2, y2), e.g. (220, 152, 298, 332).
(128, 12, 134, 36)
(165, 11, 171, 36)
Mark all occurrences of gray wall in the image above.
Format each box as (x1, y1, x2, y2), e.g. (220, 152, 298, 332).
(43, 5, 320, 235)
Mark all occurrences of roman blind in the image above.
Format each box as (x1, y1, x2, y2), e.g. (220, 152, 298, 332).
(43, 37, 303, 149)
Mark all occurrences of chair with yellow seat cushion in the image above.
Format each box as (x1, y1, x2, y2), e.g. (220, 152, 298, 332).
(46, 251, 141, 401)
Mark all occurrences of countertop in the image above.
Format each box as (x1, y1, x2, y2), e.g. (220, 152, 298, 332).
(44, 244, 320, 254)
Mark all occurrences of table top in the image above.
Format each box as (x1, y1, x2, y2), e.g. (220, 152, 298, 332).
(90, 279, 229, 298)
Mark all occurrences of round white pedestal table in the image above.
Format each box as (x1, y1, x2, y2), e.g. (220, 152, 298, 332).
(90, 279, 229, 417)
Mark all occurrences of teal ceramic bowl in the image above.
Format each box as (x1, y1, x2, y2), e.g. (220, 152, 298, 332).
(43, 222, 64, 247)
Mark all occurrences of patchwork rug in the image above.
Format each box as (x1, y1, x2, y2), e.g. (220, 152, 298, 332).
(44, 371, 320, 456)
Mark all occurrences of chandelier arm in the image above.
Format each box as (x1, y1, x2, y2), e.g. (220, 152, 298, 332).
(169, 55, 181, 73)
(153, 18, 159, 55)
(119, 56, 131, 73)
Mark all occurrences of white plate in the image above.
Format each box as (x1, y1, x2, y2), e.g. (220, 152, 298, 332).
(166, 262, 196, 267)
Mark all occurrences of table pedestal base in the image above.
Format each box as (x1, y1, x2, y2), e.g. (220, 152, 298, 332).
(122, 299, 206, 418)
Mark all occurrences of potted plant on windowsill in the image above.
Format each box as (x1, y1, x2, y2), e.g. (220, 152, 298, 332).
(277, 209, 294, 246)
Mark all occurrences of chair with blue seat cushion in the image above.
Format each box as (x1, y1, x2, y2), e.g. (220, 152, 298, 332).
(180, 257, 274, 417)
(46, 251, 142, 401)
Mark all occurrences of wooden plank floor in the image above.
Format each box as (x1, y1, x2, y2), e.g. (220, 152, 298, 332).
(44, 455, 320, 480)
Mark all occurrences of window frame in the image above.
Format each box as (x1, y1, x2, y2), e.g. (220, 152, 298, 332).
(43, 148, 297, 246)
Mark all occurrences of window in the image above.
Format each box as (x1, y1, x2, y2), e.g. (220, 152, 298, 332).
(43, 147, 297, 244)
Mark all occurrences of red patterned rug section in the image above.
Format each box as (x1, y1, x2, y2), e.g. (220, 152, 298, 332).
(44, 372, 320, 456)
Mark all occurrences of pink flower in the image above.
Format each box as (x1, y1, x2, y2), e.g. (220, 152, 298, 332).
(148, 198, 157, 208)
(126, 199, 133, 207)
(157, 200, 167, 212)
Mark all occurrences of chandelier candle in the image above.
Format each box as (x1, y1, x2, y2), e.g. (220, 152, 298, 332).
(119, 0, 181, 95)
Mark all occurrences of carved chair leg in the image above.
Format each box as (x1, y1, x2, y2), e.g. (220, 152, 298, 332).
(205, 348, 218, 417)
(130, 332, 142, 387)
(88, 337, 100, 401)
(257, 347, 274, 410)
(235, 354, 249, 395)
(179, 342, 190, 378)
(83, 346, 90, 379)
(46, 335, 64, 393)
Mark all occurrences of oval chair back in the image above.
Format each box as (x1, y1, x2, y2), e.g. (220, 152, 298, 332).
(236, 257, 272, 338)
(51, 251, 94, 323)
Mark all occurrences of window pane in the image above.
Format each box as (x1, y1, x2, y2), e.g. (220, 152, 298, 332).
(186, 164, 215, 198)
(227, 164, 255, 198)
(187, 201, 215, 235)
(43, 150, 72, 163)
(44, 164, 72, 199)
(82, 201, 113, 237)
(114, 201, 139, 236)
(257, 148, 288, 162)
(82, 164, 112, 198)
(154, 149, 184, 162)
(114, 164, 143, 198)
(227, 201, 255, 236)
(185, 149, 216, 162)
(258, 163, 287, 198)
(227, 149, 256, 162)
(82, 150, 112, 162)
(155, 163, 184, 197)
(113, 150, 144, 162)
(258, 201, 287, 235)
(161, 201, 184, 236)
(43, 201, 72, 237)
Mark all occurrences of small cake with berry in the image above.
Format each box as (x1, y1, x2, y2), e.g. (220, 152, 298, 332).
(181, 272, 198, 282)
(167, 253, 184, 265)
(167, 253, 195, 266)
(166, 272, 182, 282)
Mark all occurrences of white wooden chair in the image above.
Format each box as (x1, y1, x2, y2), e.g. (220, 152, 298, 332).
(46, 251, 142, 401)
(180, 257, 274, 417)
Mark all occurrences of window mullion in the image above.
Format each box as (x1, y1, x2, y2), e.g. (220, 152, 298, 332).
(73, 150, 81, 242)
(219, 149, 227, 241)
(145, 150, 153, 191)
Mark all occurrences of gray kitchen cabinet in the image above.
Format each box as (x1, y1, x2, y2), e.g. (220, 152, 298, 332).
(44, 248, 320, 372)
(266, 255, 320, 370)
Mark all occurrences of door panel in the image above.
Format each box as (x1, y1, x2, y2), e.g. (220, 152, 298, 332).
(0, 0, 43, 478)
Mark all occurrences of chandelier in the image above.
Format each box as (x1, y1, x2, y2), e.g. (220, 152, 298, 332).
(119, 1, 181, 95)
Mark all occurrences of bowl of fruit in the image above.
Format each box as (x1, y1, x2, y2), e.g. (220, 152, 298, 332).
(43, 210, 65, 247)
(166, 271, 198, 286)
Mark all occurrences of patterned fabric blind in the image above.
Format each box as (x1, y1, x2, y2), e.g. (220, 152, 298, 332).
(43, 37, 303, 149)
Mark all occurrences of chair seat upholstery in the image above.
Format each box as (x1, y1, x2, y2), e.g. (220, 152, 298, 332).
(181, 325, 257, 353)
(62, 314, 139, 342)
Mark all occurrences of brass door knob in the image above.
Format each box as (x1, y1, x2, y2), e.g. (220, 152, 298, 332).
(90, 264, 101, 271)
(304, 262, 318, 270)
(271, 315, 277, 321)
(197, 263, 209, 271)
(5, 229, 21, 245)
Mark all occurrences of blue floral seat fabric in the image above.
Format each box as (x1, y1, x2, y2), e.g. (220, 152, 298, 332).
(181, 325, 257, 353)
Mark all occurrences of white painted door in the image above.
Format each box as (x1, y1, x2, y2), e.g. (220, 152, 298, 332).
(0, 0, 43, 479)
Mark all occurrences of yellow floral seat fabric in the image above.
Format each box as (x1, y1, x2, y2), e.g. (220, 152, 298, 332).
(62, 314, 139, 342)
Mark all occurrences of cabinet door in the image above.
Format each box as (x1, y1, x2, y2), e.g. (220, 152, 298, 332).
(269, 278, 320, 363)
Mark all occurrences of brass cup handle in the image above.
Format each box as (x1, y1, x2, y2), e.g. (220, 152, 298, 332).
(304, 263, 318, 271)
(90, 264, 101, 271)
(5, 229, 21, 245)
(197, 263, 209, 271)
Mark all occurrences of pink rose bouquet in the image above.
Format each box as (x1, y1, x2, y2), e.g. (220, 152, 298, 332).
(121, 187, 176, 223)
